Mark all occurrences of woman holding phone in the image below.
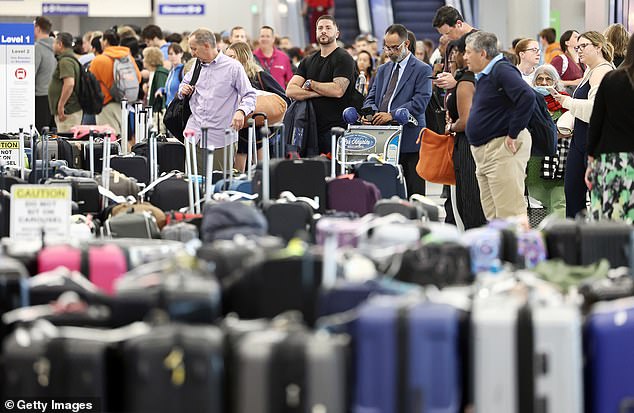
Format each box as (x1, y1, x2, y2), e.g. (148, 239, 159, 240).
(553, 31, 614, 218)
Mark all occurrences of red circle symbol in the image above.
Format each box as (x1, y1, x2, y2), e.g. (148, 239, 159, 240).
(15, 68, 27, 80)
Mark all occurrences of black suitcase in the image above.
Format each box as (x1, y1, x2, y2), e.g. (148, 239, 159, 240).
(374, 198, 424, 219)
(36, 138, 82, 169)
(223, 254, 324, 326)
(149, 174, 191, 212)
(2, 322, 122, 411)
(122, 324, 224, 413)
(355, 161, 407, 199)
(111, 155, 150, 185)
(132, 140, 186, 174)
(262, 200, 315, 242)
(254, 159, 327, 212)
(579, 222, 632, 267)
(46, 177, 101, 215)
(73, 141, 121, 174)
(543, 220, 580, 265)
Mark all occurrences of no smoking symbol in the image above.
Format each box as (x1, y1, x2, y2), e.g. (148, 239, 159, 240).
(15, 68, 27, 79)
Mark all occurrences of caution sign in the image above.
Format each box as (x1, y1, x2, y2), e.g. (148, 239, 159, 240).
(0, 140, 23, 168)
(10, 184, 72, 242)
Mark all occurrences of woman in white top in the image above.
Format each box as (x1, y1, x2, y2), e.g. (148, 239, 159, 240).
(515, 38, 541, 84)
(552, 31, 614, 217)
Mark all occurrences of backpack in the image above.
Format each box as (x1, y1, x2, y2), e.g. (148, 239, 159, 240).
(109, 54, 139, 102)
(62, 56, 104, 115)
(491, 60, 557, 157)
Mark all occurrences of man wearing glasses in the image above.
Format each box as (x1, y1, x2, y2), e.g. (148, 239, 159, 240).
(364, 24, 432, 196)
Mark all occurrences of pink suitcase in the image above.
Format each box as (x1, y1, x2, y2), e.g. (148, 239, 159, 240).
(87, 244, 127, 295)
(38, 245, 82, 274)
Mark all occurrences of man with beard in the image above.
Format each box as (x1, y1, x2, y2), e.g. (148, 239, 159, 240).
(364, 24, 432, 196)
(286, 15, 362, 154)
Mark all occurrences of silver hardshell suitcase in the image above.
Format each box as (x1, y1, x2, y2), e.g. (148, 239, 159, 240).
(234, 323, 349, 413)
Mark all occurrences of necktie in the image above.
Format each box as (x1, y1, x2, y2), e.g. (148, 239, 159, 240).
(378, 63, 400, 112)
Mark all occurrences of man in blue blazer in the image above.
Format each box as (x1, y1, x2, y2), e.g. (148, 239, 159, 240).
(364, 24, 432, 195)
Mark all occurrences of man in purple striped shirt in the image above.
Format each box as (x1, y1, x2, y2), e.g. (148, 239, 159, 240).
(179, 28, 257, 170)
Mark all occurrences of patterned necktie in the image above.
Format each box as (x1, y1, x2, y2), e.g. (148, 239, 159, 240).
(378, 63, 401, 112)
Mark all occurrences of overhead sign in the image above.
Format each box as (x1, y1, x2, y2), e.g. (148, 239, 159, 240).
(0, 23, 35, 133)
(42, 3, 90, 15)
(158, 4, 205, 15)
(11, 185, 72, 242)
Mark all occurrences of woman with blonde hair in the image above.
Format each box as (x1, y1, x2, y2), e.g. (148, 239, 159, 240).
(225, 41, 288, 171)
(553, 31, 615, 217)
(142, 46, 169, 111)
(604, 23, 630, 67)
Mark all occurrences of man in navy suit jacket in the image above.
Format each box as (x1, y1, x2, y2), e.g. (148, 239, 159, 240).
(364, 24, 432, 196)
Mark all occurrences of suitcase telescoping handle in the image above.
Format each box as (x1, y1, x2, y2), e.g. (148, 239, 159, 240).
(41, 126, 50, 180)
(30, 124, 36, 183)
(183, 129, 202, 214)
(148, 127, 159, 184)
(261, 124, 271, 203)
(120, 99, 128, 155)
(247, 118, 255, 180)
(101, 130, 114, 208)
(330, 127, 345, 179)
(251, 112, 268, 180)
(89, 128, 95, 179)
(18, 127, 25, 180)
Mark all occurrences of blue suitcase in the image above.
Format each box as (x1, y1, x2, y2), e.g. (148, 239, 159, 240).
(355, 161, 407, 199)
(585, 298, 634, 413)
(354, 295, 464, 413)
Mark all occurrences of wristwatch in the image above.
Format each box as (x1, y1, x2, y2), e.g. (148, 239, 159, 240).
(303, 79, 312, 90)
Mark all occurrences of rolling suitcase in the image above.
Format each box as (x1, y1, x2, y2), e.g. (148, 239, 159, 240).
(110, 154, 149, 185)
(374, 197, 425, 220)
(45, 176, 101, 215)
(355, 160, 407, 199)
(579, 221, 632, 267)
(131, 137, 186, 174)
(232, 317, 349, 413)
(585, 298, 634, 413)
(262, 195, 316, 242)
(473, 288, 583, 413)
(122, 324, 225, 413)
(327, 175, 381, 216)
(354, 295, 466, 413)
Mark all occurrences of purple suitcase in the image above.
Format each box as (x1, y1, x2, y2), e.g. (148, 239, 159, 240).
(327, 176, 380, 216)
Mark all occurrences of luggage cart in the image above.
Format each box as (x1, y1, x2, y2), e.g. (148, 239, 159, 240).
(336, 107, 414, 169)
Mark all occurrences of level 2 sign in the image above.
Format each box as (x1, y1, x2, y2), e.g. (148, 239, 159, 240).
(10, 185, 72, 242)
(42, 3, 90, 15)
(159, 4, 205, 15)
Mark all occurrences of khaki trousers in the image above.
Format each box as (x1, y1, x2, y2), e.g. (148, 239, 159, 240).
(195, 143, 237, 174)
(470, 129, 532, 220)
(54, 110, 83, 133)
(96, 101, 122, 136)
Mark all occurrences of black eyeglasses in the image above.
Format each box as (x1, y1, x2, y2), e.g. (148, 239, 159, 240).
(574, 43, 593, 52)
(383, 40, 405, 52)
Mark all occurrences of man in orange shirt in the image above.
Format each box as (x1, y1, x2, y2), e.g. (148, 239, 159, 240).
(539, 27, 563, 64)
(302, 0, 334, 44)
(89, 29, 141, 136)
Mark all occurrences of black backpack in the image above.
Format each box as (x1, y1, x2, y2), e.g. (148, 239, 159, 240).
(64, 56, 104, 115)
(491, 60, 557, 157)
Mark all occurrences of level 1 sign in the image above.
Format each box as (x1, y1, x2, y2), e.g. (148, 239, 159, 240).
(158, 4, 205, 15)
(10, 185, 72, 242)
(0, 23, 35, 133)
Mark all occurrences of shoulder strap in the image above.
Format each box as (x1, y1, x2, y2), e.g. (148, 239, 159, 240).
(256, 71, 264, 89)
(189, 59, 203, 87)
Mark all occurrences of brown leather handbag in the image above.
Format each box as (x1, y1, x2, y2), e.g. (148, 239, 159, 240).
(415, 128, 456, 186)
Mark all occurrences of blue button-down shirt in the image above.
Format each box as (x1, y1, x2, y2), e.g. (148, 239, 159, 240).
(475, 53, 504, 81)
(179, 52, 256, 148)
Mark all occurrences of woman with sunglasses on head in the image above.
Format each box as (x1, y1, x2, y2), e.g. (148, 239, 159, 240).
(526, 65, 570, 218)
(586, 35, 634, 223)
(515, 38, 541, 84)
(551, 30, 585, 94)
(444, 35, 487, 229)
(553, 31, 615, 218)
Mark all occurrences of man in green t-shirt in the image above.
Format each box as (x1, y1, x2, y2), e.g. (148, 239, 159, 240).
(48, 32, 82, 132)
